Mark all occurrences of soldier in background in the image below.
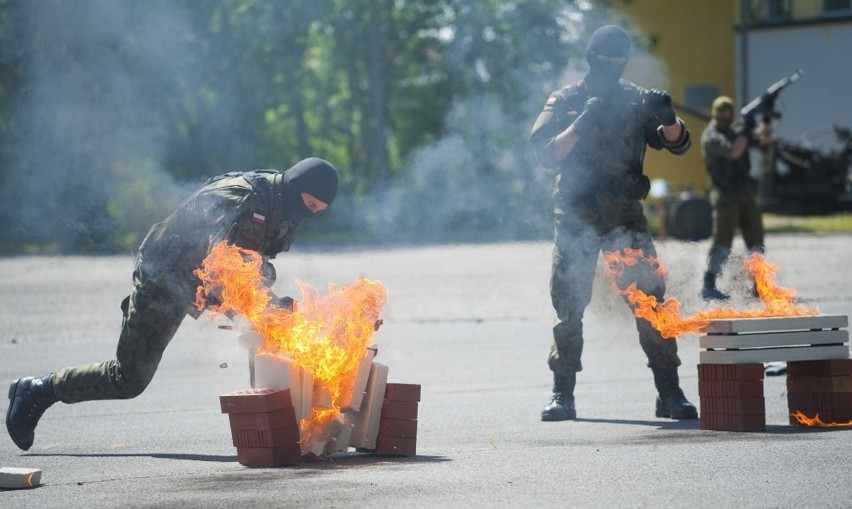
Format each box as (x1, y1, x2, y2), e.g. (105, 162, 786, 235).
(529, 25, 696, 422)
(6, 158, 338, 451)
(700, 96, 772, 300)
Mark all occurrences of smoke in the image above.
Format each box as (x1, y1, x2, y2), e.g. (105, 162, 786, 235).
(1, 0, 217, 253)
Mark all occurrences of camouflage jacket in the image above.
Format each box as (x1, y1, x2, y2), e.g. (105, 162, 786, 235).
(529, 78, 690, 209)
(137, 170, 302, 308)
(700, 120, 756, 194)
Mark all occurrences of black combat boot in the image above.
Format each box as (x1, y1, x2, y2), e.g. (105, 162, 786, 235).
(541, 373, 577, 421)
(652, 367, 698, 419)
(6, 374, 58, 451)
(701, 272, 730, 301)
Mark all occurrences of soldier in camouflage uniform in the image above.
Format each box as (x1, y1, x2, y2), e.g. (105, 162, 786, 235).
(529, 25, 696, 422)
(700, 96, 771, 300)
(6, 158, 338, 451)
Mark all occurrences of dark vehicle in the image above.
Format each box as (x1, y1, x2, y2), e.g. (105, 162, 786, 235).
(759, 126, 852, 215)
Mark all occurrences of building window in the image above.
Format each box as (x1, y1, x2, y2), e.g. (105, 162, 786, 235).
(823, 0, 852, 13)
(764, 0, 789, 20)
(684, 84, 720, 111)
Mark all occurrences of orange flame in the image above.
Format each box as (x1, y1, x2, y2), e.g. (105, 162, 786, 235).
(602, 250, 819, 338)
(790, 410, 852, 427)
(194, 241, 387, 445)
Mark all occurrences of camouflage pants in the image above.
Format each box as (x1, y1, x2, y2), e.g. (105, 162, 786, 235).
(52, 258, 190, 404)
(707, 189, 765, 275)
(548, 211, 680, 376)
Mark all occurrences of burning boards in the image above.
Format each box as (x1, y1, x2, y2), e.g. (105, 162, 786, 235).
(224, 348, 420, 465)
(699, 315, 849, 364)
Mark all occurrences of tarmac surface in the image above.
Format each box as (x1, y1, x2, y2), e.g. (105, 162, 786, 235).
(1, 233, 851, 508)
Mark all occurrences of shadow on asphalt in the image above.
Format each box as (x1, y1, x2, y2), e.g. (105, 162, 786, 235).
(24, 451, 452, 469)
(25, 452, 236, 463)
(575, 417, 700, 430)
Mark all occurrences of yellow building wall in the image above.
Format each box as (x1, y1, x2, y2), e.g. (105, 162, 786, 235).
(613, 1, 738, 193)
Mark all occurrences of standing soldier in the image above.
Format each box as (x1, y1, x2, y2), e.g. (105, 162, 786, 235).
(700, 96, 771, 300)
(529, 25, 696, 421)
(6, 158, 338, 451)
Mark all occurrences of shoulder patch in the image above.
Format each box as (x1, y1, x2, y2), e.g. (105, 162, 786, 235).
(546, 96, 557, 107)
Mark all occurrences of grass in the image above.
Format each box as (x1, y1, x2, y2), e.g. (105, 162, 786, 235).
(763, 213, 852, 234)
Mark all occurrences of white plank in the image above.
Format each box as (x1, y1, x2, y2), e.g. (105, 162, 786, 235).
(0, 467, 42, 489)
(328, 414, 355, 453)
(350, 363, 389, 449)
(700, 344, 849, 364)
(340, 349, 377, 413)
(300, 369, 314, 421)
(702, 314, 847, 334)
(699, 329, 848, 349)
(254, 353, 303, 418)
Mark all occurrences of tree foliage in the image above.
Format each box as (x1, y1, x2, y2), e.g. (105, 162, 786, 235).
(0, 0, 611, 253)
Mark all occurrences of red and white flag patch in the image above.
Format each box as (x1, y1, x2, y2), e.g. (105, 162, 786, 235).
(251, 213, 266, 224)
(545, 96, 557, 107)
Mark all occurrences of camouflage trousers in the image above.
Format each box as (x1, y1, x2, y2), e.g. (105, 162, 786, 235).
(548, 212, 680, 376)
(707, 189, 765, 275)
(52, 258, 190, 404)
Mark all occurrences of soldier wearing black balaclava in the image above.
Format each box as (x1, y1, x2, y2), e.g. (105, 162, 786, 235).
(700, 96, 769, 300)
(6, 158, 339, 451)
(529, 25, 696, 422)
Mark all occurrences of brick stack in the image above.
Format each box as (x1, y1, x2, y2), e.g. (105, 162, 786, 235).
(698, 363, 766, 431)
(374, 383, 420, 456)
(220, 388, 302, 467)
(787, 358, 852, 425)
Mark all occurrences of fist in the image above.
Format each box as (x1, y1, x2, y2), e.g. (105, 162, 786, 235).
(646, 89, 677, 126)
(571, 97, 606, 138)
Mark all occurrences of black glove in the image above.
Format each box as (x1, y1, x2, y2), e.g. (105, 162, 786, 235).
(742, 113, 757, 135)
(277, 296, 295, 312)
(645, 89, 677, 126)
(571, 97, 605, 138)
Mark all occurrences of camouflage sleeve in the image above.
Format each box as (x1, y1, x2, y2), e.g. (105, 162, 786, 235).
(529, 93, 572, 168)
(701, 128, 733, 160)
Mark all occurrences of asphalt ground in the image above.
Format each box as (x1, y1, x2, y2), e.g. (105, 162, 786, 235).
(1, 234, 851, 508)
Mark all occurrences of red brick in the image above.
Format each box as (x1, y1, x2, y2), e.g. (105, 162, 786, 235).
(700, 412, 765, 432)
(375, 435, 417, 456)
(787, 359, 852, 377)
(699, 396, 765, 415)
(697, 363, 764, 381)
(236, 444, 302, 467)
(227, 408, 297, 430)
(787, 391, 852, 409)
(788, 408, 852, 424)
(380, 400, 418, 420)
(384, 383, 421, 402)
(698, 380, 764, 399)
(231, 425, 301, 448)
(378, 418, 418, 438)
(220, 389, 293, 414)
(787, 375, 852, 393)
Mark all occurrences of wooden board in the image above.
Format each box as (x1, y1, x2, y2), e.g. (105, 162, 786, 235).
(700, 344, 850, 364)
(0, 467, 42, 489)
(702, 314, 847, 334)
(350, 363, 389, 449)
(699, 329, 848, 349)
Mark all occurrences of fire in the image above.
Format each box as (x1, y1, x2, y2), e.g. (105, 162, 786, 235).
(194, 241, 387, 445)
(790, 410, 852, 427)
(602, 250, 819, 338)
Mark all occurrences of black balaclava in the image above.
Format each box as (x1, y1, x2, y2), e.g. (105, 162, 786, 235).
(584, 25, 630, 96)
(281, 157, 339, 221)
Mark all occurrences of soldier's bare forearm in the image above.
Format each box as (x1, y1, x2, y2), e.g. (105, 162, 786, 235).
(662, 122, 683, 143)
(551, 126, 580, 161)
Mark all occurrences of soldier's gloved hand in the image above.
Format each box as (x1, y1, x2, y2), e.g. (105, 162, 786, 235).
(571, 97, 605, 138)
(646, 89, 677, 126)
(277, 296, 296, 312)
(743, 112, 757, 133)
